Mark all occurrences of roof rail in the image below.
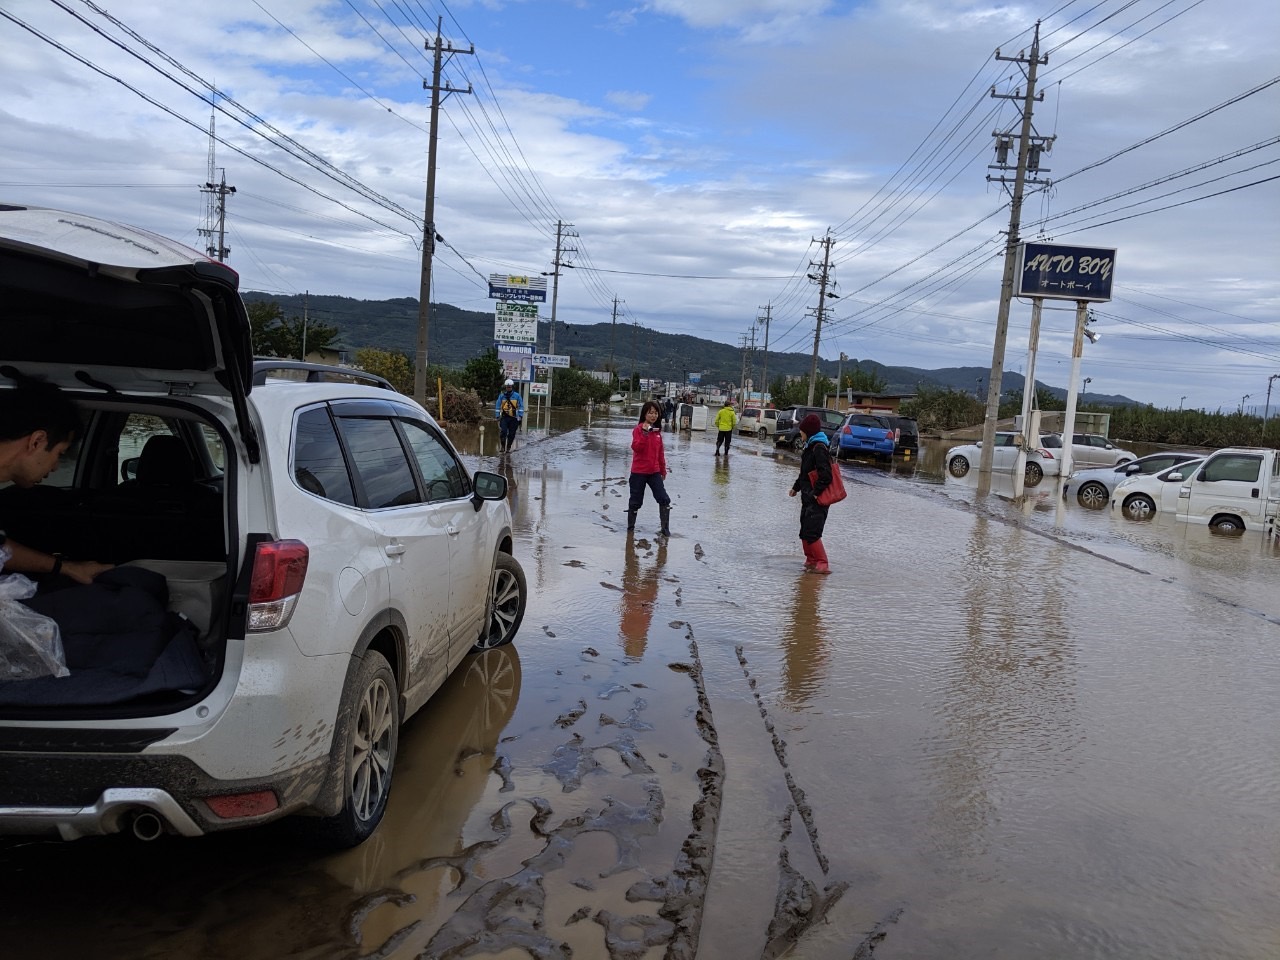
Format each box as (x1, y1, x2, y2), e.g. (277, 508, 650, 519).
(251, 359, 395, 391)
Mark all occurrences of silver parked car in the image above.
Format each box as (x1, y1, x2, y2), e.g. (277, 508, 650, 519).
(1063, 452, 1204, 509)
(1047, 433, 1137, 469)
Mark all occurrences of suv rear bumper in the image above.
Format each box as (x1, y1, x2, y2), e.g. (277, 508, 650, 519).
(0, 750, 330, 839)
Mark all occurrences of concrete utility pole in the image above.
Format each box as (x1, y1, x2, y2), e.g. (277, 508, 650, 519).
(806, 232, 836, 407)
(608, 296, 621, 385)
(978, 21, 1051, 479)
(542, 220, 577, 408)
(739, 333, 750, 401)
(1264, 373, 1280, 443)
(758, 304, 772, 406)
(413, 17, 473, 406)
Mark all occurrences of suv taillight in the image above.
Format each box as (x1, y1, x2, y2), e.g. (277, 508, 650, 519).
(248, 540, 309, 632)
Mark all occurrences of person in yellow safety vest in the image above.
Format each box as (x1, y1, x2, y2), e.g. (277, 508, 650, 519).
(713, 398, 737, 456)
(494, 379, 524, 454)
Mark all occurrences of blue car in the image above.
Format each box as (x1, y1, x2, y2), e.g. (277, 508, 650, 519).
(836, 413, 895, 461)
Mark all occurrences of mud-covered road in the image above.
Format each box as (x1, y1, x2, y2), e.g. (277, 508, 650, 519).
(3, 410, 1278, 960)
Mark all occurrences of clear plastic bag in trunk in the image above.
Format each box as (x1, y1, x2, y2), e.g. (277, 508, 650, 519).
(0, 546, 70, 680)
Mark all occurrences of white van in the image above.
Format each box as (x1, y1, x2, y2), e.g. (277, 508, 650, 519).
(1176, 447, 1280, 532)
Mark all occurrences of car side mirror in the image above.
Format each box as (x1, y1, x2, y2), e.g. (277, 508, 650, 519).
(1125, 463, 1141, 474)
(1167, 471, 1184, 481)
(472, 470, 508, 510)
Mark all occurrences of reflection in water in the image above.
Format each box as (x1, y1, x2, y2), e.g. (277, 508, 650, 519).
(712, 453, 730, 493)
(618, 536, 668, 659)
(929, 514, 1078, 858)
(779, 571, 829, 708)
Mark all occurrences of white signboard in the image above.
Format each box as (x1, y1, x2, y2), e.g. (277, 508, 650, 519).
(531, 353, 570, 368)
(495, 302, 538, 343)
(529, 382, 550, 396)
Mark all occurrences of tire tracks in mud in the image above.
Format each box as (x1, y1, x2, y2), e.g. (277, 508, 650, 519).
(332, 626, 726, 960)
(733, 643, 852, 959)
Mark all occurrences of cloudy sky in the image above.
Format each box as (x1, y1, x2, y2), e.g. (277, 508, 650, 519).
(3, 0, 1277, 411)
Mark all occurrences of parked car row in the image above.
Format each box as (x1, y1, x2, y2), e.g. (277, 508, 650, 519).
(1111, 447, 1280, 532)
(1064, 452, 1203, 509)
(771, 407, 920, 458)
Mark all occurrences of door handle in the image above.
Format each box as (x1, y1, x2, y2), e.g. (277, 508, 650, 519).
(446, 524, 459, 537)
(385, 542, 406, 557)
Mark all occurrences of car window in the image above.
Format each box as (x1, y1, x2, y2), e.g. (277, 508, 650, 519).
(118, 413, 174, 483)
(399, 419, 470, 502)
(293, 407, 356, 506)
(1202, 454, 1261, 483)
(1161, 460, 1200, 480)
(338, 417, 421, 509)
(1040, 435, 1062, 448)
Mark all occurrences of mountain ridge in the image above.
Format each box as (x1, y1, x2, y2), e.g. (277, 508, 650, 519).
(243, 290, 1140, 407)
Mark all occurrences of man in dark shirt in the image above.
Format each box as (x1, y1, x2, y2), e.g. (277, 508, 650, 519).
(1, 379, 112, 584)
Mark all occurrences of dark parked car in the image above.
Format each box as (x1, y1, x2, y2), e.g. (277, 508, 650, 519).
(835, 413, 895, 460)
(774, 406, 846, 452)
(883, 415, 919, 453)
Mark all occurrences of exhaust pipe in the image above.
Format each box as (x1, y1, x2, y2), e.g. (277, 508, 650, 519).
(130, 811, 165, 841)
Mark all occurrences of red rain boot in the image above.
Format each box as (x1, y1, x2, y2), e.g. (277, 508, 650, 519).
(801, 540, 816, 569)
(810, 539, 830, 574)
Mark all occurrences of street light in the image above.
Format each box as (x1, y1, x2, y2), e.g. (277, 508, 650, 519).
(1179, 395, 1187, 411)
(1240, 393, 1251, 414)
(1082, 376, 1092, 396)
(975, 377, 984, 400)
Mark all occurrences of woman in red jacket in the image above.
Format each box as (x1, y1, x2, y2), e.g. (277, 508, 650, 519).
(788, 413, 832, 572)
(627, 400, 671, 536)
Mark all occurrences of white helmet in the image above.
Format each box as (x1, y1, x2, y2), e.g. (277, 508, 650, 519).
(504, 379, 514, 387)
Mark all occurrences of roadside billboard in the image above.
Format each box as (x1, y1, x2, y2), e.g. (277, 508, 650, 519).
(1018, 242, 1116, 302)
(488, 274, 548, 302)
(495, 302, 538, 343)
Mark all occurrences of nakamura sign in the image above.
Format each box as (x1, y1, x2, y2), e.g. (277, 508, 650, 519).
(488, 273, 548, 302)
(1018, 242, 1116, 302)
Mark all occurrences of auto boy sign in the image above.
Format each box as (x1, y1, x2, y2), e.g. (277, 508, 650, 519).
(1018, 242, 1116, 302)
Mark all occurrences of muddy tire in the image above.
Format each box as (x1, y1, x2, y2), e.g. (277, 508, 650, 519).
(473, 553, 527, 652)
(758, 427, 768, 440)
(948, 455, 970, 478)
(1211, 515, 1245, 533)
(1077, 481, 1109, 510)
(1024, 461, 1044, 486)
(1122, 493, 1156, 520)
(313, 650, 399, 849)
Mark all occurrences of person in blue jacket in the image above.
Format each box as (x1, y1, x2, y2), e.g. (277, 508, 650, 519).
(494, 379, 524, 454)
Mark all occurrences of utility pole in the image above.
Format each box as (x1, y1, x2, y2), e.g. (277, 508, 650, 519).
(608, 297, 621, 387)
(301, 290, 309, 360)
(978, 21, 1051, 479)
(739, 333, 750, 402)
(199, 169, 235, 262)
(542, 220, 577, 408)
(1263, 374, 1280, 443)
(630, 320, 639, 398)
(413, 17, 473, 406)
(806, 232, 837, 407)
(836, 352, 846, 401)
(758, 304, 772, 407)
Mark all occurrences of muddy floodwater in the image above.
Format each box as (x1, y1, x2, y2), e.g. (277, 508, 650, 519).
(3, 410, 1278, 960)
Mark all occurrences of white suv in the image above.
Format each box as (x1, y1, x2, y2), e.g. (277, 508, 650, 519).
(0, 204, 526, 847)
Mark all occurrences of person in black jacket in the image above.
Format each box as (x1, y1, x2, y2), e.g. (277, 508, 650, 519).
(787, 413, 832, 573)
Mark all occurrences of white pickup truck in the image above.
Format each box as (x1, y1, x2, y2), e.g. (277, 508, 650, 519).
(1176, 446, 1280, 533)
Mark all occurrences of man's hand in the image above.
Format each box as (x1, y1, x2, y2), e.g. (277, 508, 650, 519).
(788, 488, 797, 497)
(64, 559, 113, 585)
